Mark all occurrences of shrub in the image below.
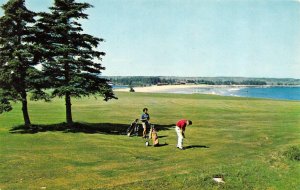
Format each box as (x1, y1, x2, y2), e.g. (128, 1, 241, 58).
(129, 87, 135, 92)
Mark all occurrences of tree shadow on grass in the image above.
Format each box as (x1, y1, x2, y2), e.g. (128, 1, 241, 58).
(154, 143, 169, 147)
(9, 122, 174, 135)
(185, 145, 210, 149)
(158, 135, 168, 139)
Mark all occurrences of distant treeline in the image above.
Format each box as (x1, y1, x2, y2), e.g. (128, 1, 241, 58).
(198, 80, 267, 85)
(105, 76, 300, 86)
(107, 77, 172, 86)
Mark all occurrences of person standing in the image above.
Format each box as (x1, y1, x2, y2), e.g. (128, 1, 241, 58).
(175, 119, 192, 150)
(141, 108, 150, 138)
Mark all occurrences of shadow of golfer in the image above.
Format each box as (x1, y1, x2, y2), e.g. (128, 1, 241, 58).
(185, 145, 209, 149)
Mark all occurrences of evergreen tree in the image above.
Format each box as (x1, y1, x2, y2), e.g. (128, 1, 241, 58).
(0, 0, 47, 127)
(36, 0, 116, 126)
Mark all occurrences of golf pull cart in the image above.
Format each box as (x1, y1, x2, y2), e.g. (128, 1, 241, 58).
(126, 119, 139, 137)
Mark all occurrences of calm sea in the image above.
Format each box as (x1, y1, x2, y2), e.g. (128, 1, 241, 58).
(160, 86, 300, 101)
(112, 85, 300, 101)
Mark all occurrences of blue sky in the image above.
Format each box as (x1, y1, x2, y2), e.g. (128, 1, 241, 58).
(1, 0, 300, 78)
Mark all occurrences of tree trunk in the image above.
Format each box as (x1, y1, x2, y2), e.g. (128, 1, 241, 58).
(65, 91, 73, 126)
(21, 90, 31, 127)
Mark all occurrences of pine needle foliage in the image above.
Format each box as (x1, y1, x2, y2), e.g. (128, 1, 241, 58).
(36, 0, 116, 126)
(0, 0, 48, 126)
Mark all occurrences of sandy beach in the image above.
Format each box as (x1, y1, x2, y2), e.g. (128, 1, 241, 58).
(114, 84, 233, 93)
(113, 84, 296, 93)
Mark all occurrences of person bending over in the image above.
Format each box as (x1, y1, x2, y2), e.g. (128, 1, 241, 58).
(175, 119, 192, 150)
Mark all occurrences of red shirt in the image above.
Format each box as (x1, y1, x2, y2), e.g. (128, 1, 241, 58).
(176, 119, 188, 131)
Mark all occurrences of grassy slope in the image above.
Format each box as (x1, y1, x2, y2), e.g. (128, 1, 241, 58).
(0, 92, 299, 190)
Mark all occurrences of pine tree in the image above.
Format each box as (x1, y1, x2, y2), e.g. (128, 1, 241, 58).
(0, 0, 47, 127)
(37, 0, 116, 126)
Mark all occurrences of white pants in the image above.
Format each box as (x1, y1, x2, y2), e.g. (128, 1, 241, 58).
(175, 126, 183, 148)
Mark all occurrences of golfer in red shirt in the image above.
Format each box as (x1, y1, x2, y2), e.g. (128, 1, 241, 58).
(175, 119, 192, 150)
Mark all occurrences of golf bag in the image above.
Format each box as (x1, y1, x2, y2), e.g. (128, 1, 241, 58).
(150, 125, 159, 146)
(127, 119, 139, 136)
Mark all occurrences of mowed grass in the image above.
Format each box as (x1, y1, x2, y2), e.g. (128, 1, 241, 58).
(0, 92, 300, 190)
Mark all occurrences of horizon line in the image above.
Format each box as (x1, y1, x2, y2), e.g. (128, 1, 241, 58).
(102, 75, 300, 80)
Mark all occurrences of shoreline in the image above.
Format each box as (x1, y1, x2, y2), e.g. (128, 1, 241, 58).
(113, 84, 300, 93)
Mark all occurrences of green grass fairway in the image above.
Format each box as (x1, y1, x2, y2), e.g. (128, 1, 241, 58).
(0, 92, 300, 189)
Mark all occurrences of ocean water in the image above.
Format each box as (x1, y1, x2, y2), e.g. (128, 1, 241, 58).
(162, 86, 300, 101)
(112, 85, 128, 89)
(112, 85, 300, 101)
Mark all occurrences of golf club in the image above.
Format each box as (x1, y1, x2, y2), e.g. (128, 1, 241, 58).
(184, 137, 192, 149)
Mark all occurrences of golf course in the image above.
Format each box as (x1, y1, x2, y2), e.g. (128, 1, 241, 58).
(0, 92, 299, 189)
